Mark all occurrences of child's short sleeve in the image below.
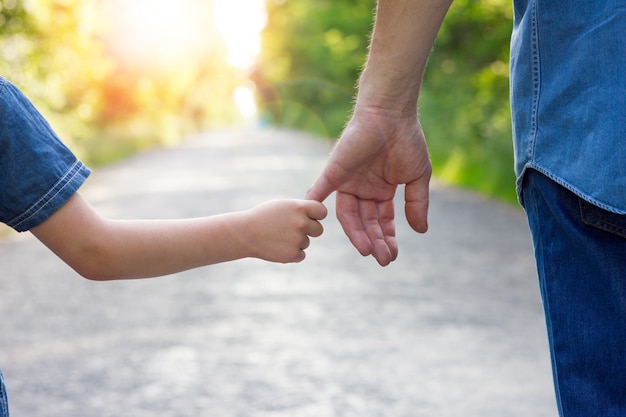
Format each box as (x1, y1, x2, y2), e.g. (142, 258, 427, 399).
(0, 77, 91, 232)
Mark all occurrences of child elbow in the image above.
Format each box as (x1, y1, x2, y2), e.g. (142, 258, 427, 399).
(73, 261, 117, 281)
(67, 247, 119, 281)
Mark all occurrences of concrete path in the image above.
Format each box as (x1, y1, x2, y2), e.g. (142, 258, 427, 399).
(0, 129, 558, 417)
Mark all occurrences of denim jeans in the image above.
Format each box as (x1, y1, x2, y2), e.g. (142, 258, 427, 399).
(522, 169, 626, 417)
(0, 370, 8, 417)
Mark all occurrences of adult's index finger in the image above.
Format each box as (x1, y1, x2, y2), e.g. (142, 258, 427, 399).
(305, 175, 335, 203)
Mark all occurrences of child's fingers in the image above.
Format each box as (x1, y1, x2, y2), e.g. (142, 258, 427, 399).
(290, 250, 306, 263)
(306, 219, 324, 238)
(304, 200, 328, 221)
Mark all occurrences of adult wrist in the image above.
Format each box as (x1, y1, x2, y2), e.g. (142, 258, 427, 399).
(355, 66, 420, 116)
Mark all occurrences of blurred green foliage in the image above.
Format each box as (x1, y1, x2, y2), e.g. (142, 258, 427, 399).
(260, 0, 517, 203)
(423, 0, 515, 203)
(258, 0, 375, 138)
(0, 0, 242, 166)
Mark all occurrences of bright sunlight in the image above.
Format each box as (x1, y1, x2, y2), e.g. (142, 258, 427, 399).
(102, 0, 267, 72)
(102, 0, 213, 69)
(213, 0, 267, 70)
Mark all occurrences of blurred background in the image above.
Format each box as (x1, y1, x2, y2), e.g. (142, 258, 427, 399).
(0, 0, 515, 202)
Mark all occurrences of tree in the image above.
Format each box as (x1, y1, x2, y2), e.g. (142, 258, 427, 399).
(259, 0, 375, 138)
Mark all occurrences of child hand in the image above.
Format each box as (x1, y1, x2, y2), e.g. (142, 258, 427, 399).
(241, 199, 327, 263)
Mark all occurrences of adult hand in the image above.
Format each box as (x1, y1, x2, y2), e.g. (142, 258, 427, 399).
(306, 105, 431, 266)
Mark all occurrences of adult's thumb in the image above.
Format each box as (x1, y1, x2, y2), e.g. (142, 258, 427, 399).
(404, 177, 430, 233)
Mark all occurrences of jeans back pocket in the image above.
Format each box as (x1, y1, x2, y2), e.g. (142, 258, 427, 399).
(579, 199, 626, 239)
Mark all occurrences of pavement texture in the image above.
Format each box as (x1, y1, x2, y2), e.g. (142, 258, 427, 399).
(0, 129, 558, 417)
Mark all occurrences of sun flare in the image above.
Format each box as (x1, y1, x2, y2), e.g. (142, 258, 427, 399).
(213, 0, 267, 70)
(102, 0, 267, 72)
(102, 0, 213, 69)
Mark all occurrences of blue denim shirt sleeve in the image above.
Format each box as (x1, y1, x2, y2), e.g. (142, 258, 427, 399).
(0, 77, 91, 232)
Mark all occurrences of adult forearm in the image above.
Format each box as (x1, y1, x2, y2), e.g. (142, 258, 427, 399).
(357, 0, 453, 113)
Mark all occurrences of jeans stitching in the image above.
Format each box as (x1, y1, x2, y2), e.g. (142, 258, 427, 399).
(579, 200, 626, 239)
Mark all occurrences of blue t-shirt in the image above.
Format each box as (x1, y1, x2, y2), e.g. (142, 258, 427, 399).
(0, 77, 91, 232)
(511, 0, 626, 213)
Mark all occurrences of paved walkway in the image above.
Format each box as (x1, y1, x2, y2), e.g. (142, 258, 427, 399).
(0, 129, 557, 417)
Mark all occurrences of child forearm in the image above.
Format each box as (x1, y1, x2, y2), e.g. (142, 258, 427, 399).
(79, 215, 255, 280)
(32, 194, 326, 280)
